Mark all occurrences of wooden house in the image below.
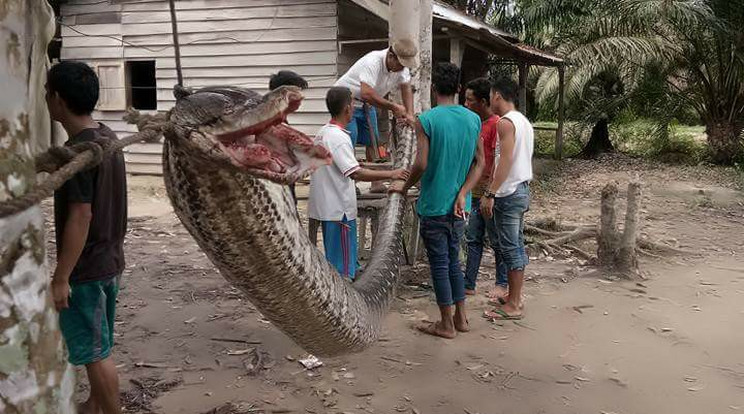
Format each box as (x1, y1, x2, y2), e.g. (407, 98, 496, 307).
(58, 0, 562, 174)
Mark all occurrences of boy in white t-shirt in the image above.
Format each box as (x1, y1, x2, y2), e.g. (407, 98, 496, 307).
(308, 87, 409, 280)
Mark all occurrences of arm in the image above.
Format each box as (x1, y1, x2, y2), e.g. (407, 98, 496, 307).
(481, 120, 516, 219)
(351, 168, 408, 182)
(360, 82, 404, 114)
(52, 203, 92, 310)
(454, 138, 485, 218)
(400, 83, 415, 120)
(487, 119, 516, 195)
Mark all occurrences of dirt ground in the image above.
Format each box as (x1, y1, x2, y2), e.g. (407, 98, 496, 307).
(44, 155, 744, 414)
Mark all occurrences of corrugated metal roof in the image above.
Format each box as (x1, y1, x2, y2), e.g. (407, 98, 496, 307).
(350, 0, 563, 66)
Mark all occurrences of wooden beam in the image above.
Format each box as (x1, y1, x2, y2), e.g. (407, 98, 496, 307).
(556, 65, 566, 160)
(518, 62, 528, 113)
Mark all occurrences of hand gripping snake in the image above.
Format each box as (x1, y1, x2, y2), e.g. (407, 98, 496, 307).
(161, 85, 414, 356)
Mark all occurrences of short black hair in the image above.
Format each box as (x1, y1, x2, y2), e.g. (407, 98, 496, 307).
(432, 62, 460, 96)
(490, 77, 518, 103)
(465, 77, 491, 102)
(325, 86, 352, 117)
(269, 70, 308, 90)
(47, 61, 99, 115)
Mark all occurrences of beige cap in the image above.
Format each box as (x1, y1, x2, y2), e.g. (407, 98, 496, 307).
(391, 38, 419, 69)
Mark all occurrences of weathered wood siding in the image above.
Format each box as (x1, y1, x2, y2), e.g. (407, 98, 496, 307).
(60, 0, 338, 174)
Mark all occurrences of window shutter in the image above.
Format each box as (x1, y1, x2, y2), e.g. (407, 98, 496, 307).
(95, 63, 126, 111)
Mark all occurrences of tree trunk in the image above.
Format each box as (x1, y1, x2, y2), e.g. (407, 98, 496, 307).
(597, 182, 641, 278)
(579, 118, 614, 159)
(706, 120, 743, 165)
(0, 1, 75, 413)
(597, 183, 619, 266)
(617, 182, 641, 274)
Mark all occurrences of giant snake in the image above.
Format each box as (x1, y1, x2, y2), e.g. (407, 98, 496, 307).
(161, 85, 414, 356)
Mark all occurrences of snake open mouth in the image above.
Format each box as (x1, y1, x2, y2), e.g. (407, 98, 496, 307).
(215, 88, 330, 183)
(177, 86, 331, 184)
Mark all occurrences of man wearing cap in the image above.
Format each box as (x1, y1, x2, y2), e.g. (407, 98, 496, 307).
(334, 38, 418, 193)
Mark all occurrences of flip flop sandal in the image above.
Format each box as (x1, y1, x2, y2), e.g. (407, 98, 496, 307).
(483, 308, 523, 321)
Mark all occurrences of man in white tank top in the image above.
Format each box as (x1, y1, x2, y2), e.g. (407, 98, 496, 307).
(480, 78, 534, 320)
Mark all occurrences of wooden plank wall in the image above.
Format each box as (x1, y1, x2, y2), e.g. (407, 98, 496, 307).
(60, 0, 338, 175)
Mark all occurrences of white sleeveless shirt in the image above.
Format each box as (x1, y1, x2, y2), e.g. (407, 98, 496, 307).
(495, 110, 534, 197)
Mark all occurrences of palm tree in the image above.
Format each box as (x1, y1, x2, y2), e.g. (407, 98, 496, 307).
(522, 0, 744, 163)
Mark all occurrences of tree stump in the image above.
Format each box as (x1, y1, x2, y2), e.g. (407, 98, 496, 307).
(597, 181, 641, 277)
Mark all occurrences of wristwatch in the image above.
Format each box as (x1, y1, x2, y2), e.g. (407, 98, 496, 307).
(484, 190, 496, 199)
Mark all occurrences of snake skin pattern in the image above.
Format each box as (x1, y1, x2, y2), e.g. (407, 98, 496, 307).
(161, 86, 415, 356)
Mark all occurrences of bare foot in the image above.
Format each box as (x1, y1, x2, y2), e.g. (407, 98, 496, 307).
(416, 321, 456, 339)
(465, 288, 476, 296)
(486, 286, 508, 300)
(454, 313, 470, 333)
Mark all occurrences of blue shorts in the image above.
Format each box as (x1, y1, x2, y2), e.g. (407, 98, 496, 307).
(492, 182, 531, 271)
(321, 216, 358, 280)
(347, 106, 379, 147)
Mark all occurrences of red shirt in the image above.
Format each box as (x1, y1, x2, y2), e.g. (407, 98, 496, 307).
(473, 114, 500, 197)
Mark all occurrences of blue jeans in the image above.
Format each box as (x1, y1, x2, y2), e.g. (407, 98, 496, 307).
(346, 105, 379, 146)
(464, 197, 508, 291)
(420, 214, 466, 306)
(493, 182, 531, 271)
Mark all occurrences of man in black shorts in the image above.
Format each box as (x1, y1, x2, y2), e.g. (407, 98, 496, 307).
(47, 61, 126, 414)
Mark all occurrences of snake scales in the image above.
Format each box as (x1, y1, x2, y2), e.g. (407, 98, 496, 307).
(160, 85, 415, 356)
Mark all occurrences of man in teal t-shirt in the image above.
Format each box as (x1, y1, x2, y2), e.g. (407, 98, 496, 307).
(391, 62, 485, 339)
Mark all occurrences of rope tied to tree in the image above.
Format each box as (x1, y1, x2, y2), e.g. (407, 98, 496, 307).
(0, 124, 165, 220)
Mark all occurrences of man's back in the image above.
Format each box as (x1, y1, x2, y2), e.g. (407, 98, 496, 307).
(496, 110, 534, 197)
(54, 123, 127, 283)
(417, 105, 481, 216)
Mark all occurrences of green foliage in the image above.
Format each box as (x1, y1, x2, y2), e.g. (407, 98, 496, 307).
(511, 0, 744, 164)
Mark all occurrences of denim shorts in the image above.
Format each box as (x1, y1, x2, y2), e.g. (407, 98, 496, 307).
(492, 182, 530, 271)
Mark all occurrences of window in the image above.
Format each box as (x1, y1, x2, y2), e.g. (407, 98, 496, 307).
(126, 60, 157, 110)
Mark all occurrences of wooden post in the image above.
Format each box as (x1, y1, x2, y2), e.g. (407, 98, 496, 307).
(168, 0, 183, 86)
(418, 0, 433, 112)
(598, 182, 619, 267)
(518, 62, 528, 113)
(556, 64, 566, 160)
(618, 182, 641, 274)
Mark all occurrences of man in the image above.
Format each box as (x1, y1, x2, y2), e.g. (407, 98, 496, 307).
(481, 78, 534, 320)
(308, 87, 409, 280)
(462, 78, 508, 298)
(269, 70, 309, 206)
(391, 63, 485, 339)
(47, 61, 125, 414)
(334, 38, 417, 193)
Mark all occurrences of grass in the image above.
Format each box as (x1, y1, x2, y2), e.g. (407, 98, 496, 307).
(532, 119, 709, 164)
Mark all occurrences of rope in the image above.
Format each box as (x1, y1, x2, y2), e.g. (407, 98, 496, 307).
(0, 126, 164, 219)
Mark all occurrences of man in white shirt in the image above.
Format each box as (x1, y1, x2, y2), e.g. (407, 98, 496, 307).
(481, 78, 534, 321)
(308, 87, 409, 280)
(334, 38, 417, 193)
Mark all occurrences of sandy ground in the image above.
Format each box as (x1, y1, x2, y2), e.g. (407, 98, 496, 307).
(43, 155, 744, 414)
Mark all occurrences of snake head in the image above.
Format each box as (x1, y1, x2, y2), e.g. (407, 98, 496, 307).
(170, 85, 331, 184)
